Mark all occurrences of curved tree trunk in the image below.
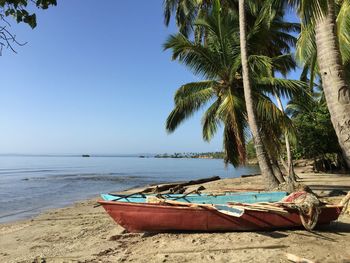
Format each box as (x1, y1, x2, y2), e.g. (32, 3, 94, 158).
(238, 0, 279, 189)
(315, 0, 350, 168)
(274, 93, 297, 182)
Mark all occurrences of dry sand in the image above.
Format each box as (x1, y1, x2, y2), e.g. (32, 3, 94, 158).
(1, 174, 350, 263)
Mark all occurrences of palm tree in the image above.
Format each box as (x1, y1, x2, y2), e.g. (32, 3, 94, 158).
(164, 0, 306, 187)
(241, 0, 300, 181)
(238, 0, 279, 188)
(291, 0, 350, 168)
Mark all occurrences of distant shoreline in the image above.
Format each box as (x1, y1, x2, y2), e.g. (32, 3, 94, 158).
(0, 154, 145, 158)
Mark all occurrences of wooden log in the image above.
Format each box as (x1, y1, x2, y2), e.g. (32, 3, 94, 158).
(240, 173, 260, 178)
(142, 176, 221, 193)
(218, 188, 266, 192)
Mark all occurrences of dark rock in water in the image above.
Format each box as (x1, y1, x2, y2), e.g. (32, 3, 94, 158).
(22, 178, 29, 181)
(82, 154, 90, 157)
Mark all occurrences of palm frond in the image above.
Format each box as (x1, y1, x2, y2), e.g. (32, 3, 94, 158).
(202, 98, 222, 141)
(272, 54, 297, 75)
(256, 93, 293, 131)
(337, 0, 350, 65)
(288, 0, 329, 24)
(166, 81, 215, 132)
(174, 80, 217, 103)
(256, 77, 308, 99)
(163, 33, 224, 78)
(296, 22, 316, 64)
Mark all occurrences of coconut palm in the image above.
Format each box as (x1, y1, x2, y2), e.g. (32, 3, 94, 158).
(164, 1, 306, 188)
(235, 0, 301, 180)
(290, 0, 350, 168)
(238, 0, 277, 186)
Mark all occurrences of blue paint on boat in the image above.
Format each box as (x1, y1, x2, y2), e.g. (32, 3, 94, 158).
(101, 191, 287, 204)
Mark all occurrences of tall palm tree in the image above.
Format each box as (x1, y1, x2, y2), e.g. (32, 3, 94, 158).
(243, 1, 300, 180)
(238, 0, 278, 188)
(164, 0, 306, 187)
(291, 0, 350, 167)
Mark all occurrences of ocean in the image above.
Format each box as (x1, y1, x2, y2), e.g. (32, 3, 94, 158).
(0, 156, 259, 223)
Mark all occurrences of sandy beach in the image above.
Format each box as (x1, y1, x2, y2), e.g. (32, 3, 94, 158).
(1, 173, 350, 263)
(2, 0, 350, 262)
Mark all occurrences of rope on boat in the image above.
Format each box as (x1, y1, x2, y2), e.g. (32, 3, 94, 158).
(282, 191, 321, 231)
(108, 191, 147, 201)
(94, 191, 148, 207)
(151, 189, 201, 201)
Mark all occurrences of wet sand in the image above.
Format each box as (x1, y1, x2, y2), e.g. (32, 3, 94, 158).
(1, 174, 350, 263)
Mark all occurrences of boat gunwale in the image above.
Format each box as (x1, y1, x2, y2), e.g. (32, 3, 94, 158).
(97, 200, 343, 212)
(98, 200, 209, 211)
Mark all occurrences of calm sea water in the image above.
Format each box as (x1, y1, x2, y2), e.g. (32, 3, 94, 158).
(0, 156, 259, 223)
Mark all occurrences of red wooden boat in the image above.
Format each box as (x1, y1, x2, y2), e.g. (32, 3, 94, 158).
(98, 200, 343, 233)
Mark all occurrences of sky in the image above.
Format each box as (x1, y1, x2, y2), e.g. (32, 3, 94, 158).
(0, 1, 300, 155)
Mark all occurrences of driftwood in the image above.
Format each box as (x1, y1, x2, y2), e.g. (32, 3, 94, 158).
(286, 253, 315, 263)
(142, 176, 220, 193)
(219, 188, 265, 192)
(240, 173, 260, 178)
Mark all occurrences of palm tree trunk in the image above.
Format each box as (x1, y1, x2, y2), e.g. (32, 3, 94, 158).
(274, 93, 296, 182)
(271, 159, 285, 184)
(280, 157, 288, 171)
(238, 0, 279, 189)
(315, 0, 350, 168)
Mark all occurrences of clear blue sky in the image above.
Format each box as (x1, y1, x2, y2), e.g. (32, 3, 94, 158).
(0, 1, 300, 155)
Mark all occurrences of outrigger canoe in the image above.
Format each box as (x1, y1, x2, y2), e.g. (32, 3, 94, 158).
(98, 191, 343, 233)
(101, 191, 288, 204)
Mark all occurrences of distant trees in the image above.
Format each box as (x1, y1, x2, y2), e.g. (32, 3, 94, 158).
(292, 103, 342, 164)
(0, 0, 57, 54)
(154, 152, 225, 159)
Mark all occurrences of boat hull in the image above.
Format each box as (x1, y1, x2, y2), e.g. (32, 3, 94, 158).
(98, 201, 342, 233)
